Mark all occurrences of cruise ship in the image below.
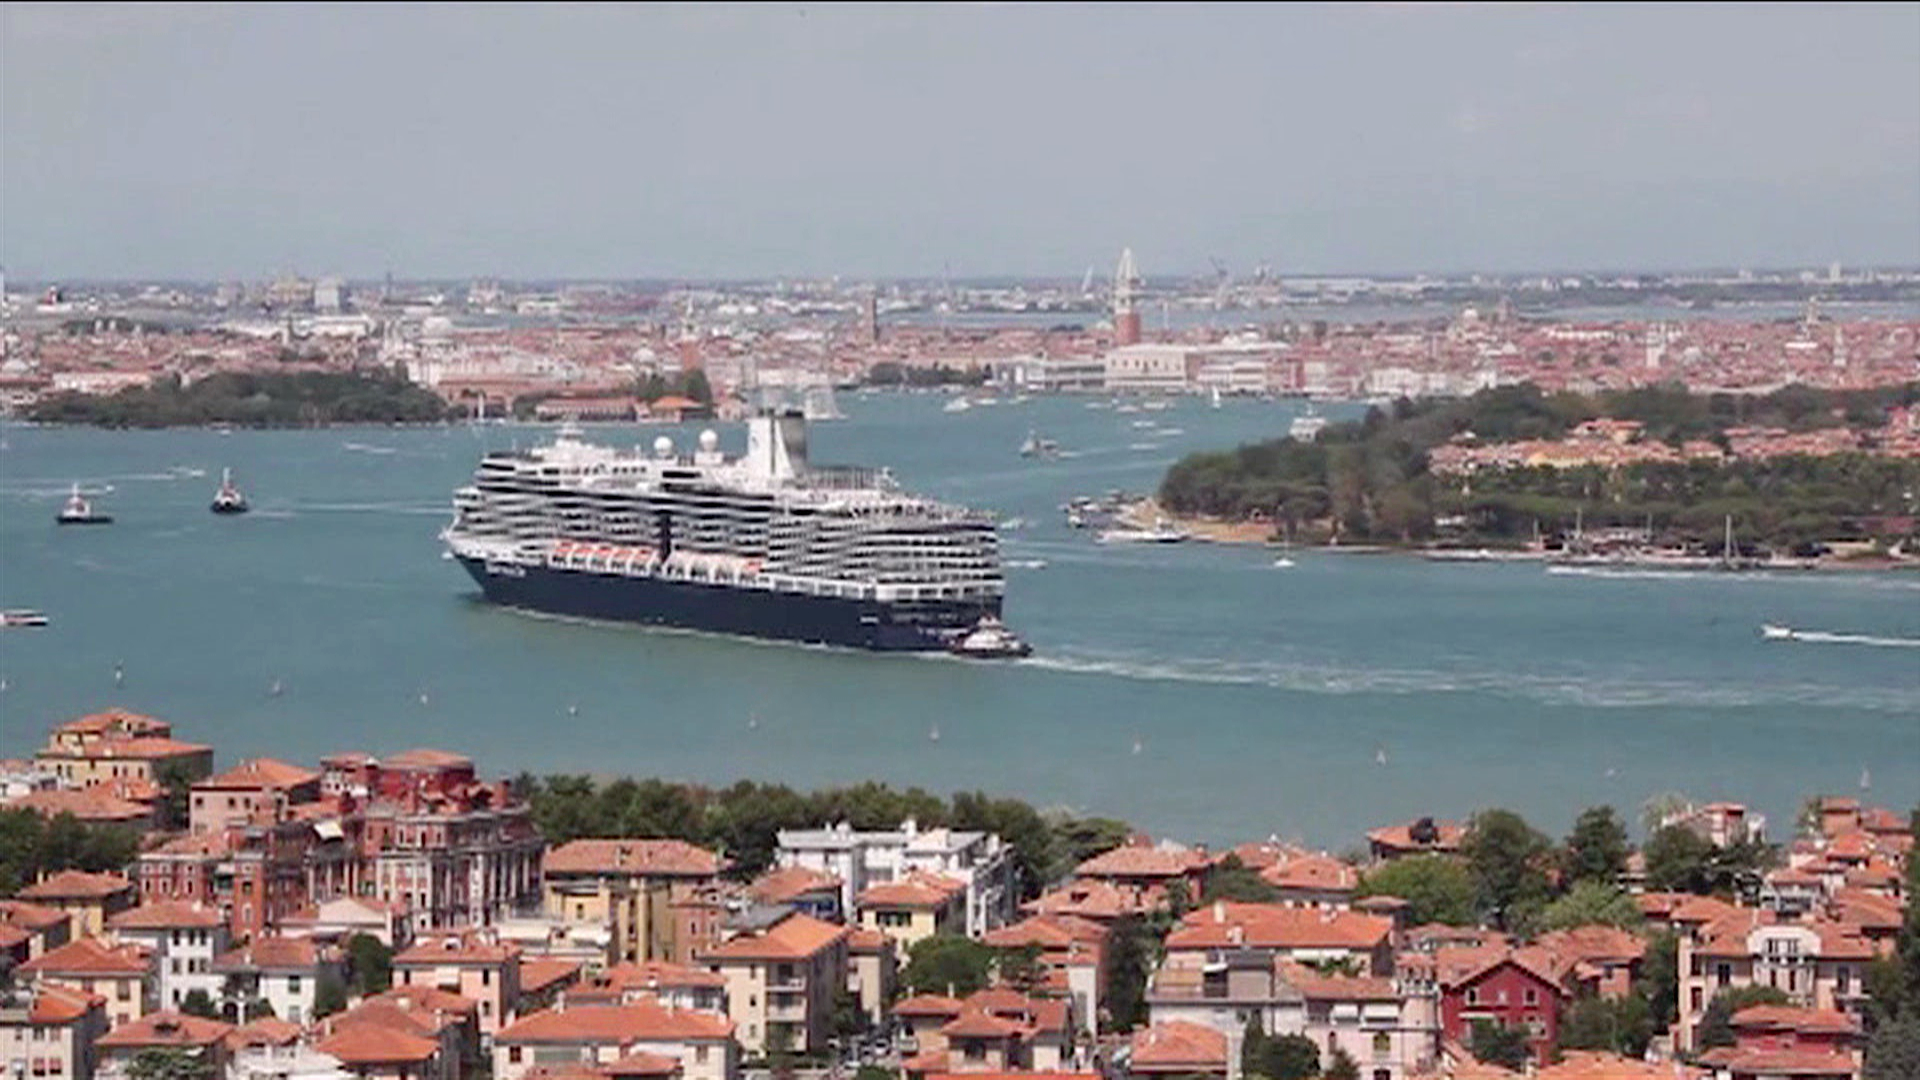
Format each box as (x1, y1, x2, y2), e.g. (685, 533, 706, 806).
(443, 411, 1021, 653)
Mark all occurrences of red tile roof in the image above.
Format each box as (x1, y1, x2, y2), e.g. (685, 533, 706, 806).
(847, 927, 891, 952)
(52, 709, 172, 737)
(19, 936, 150, 977)
(580, 960, 727, 995)
(1277, 962, 1397, 1001)
(982, 913, 1108, 951)
(225, 1017, 303, 1050)
(18, 869, 133, 900)
(545, 838, 724, 878)
(1076, 843, 1210, 879)
(45, 736, 211, 760)
(1128, 1021, 1228, 1072)
(1261, 853, 1359, 893)
(197, 758, 321, 790)
(365, 986, 480, 1017)
(1367, 820, 1466, 853)
(1730, 1004, 1861, 1036)
(0, 899, 71, 932)
(1692, 1047, 1855, 1076)
(604, 1051, 685, 1076)
(892, 994, 966, 1018)
(6, 787, 151, 822)
(747, 865, 842, 905)
(214, 936, 325, 972)
(859, 871, 966, 908)
(18, 984, 102, 1025)
(395, 936, 519, 966)
(380, 748, 472, 770)
(701, 911, 847, 962)
(317, 1022, 441, 1064)
(498, 1001, 734, 1043)
(98, 1011, 234, 1048)
(940, 1008, 1025, 1039)
(1533, 1052, 1703, 1079)
(1166, 902, 1392, 951)
(109, 900, 226, 931)
(1023, 880, 1154, 921)
(520, 957, 584, 996)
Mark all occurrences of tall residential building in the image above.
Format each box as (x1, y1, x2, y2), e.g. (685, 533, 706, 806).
(699, 910, 848, 1055)
(541, 839, 727, 966)
(775, 819, 1016, 937)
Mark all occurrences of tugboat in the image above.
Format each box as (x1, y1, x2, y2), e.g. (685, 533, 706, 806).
(949, 616, 1032, 659)
(210, 469, 249, 515)
(57, 484, 113, 525)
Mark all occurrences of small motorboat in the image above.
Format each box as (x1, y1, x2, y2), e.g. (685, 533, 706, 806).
(1760, 623, 1796, 641)
(1272, 557, 1296, 569)
(210, 468, 250, 514)
(949, 616, 1032, 659)
(1, 609, 50, 628)
(57, 484, 113, 525)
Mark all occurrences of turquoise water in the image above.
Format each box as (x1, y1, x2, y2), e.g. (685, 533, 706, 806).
(2, 395, 1915, 848)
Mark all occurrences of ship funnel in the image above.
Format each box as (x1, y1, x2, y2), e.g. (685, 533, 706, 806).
(745, 409, 809, 481)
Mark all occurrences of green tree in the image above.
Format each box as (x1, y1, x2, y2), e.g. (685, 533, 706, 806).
(314, 972, 349, 1019)
(1643, 825, 1716, 894)
(1635, 930, 1681, 1033)
(1102, 915, 1159, 1033)
(1469, 1019, 1531, 1072)
(345, 934, 393, 996)
(1164, 879, 1195, 919)
(1240, 1015, 1268, 1078)
(1203, 855, 1278, 904)
(901, 935, 994, 998)
(1356, 854, 1478, 926)
(853, 1068, 898, 1080)
(1322, 1047, 1359, 1080)
(996, 944, 1046, 996)
(1537, 881, 1644, 932)
(1260, 1034, 1321, 1080)
(178, 989, 220, 1020)
(1696, 986, 1791, 1050)
(1865, 1013, 1920, 1080)
(126, 1048, 217, 1080)
(1563, 806, 1630, 885)
(1463, 809, 1553, 930)
(1558, 994, 1652, 1057)
(766, 1021, 796, 1080)
(831, 988, 868, 1040)
(153, 761, 200, 832)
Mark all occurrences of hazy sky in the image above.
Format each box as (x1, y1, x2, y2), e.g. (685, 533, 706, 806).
(3, 2, 1917, 281)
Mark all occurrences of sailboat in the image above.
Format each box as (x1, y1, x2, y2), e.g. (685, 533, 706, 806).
(1209, 386, 1223, 410)
(210, 468, 250, 515)
(57, 484, 113, 525)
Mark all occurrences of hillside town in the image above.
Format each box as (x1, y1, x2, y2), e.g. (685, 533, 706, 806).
(3, 260, 1918, 421)
(2, 708, 1913, 1080)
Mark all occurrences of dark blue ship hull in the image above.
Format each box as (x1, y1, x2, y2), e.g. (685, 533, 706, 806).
(455, 557, 997, 652)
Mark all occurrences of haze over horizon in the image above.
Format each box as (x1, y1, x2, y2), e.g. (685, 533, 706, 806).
(3, 2, 1917, 282)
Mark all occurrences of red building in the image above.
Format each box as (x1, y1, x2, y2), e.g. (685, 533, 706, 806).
(1697, 1005, 1862, 1079)
(1438, 950, 1566, 1068)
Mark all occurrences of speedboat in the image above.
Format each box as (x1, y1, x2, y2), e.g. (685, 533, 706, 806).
(949, 616, 1032, 659)
(1019, 431, 1059, 458)
(942, 397, 972, 414)
(1, 610, 50, 628)
(1761, 623, 1795, 641)
(1271, 557, 1296, 569)
(57, 484, 113, 525)
(210, 468, 250, 515)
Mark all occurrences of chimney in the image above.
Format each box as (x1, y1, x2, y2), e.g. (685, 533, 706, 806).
(1212, 901, 1226, 924)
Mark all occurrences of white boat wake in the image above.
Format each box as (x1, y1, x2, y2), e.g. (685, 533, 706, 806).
(1771, 628, 1920, 649)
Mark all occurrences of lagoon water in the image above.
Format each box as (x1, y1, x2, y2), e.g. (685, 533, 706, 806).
(2, 394, 1915, 848)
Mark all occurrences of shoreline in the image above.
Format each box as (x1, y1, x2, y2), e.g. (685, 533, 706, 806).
(1126, 499, 1920, 573)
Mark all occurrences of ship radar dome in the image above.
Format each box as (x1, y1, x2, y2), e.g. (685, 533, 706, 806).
(699, 429, 719, 452)
(653, 435, 674, 458)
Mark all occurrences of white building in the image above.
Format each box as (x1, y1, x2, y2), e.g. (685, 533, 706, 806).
(107, 901, 230, 1012)
(776, 819, 1016, 937)
(211, 937, 341, 1025)
(1104, 344, 1195, 394)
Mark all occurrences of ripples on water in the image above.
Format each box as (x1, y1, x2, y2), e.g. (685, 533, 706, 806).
(1, 397, 1915, 845)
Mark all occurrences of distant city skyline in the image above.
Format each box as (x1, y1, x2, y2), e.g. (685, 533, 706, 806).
(3, 3, 1917, 281)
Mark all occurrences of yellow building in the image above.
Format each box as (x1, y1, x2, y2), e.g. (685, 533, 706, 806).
(699, 911, 848, 1055)
(542, 840, 725, 966)
(35, 709, 214, 786)
(857, 871, 966, 954)
(17, 871, 135, 939)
